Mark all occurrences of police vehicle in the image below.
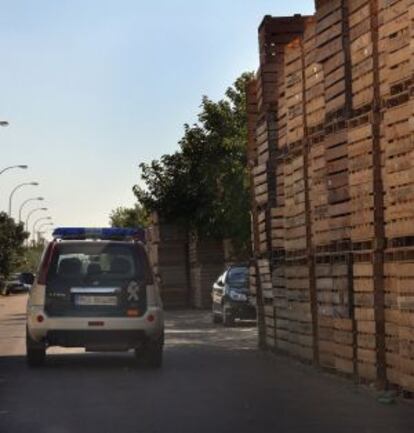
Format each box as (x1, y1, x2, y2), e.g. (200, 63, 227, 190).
(26, 227, 164, 367)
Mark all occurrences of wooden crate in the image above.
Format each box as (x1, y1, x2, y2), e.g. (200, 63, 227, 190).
(270, 207, 285, 250)
(285, 39, 306, 145)
(353, 251, 378, 382)
(310, 146, 330, 247)
(325, 129, 351, 242)
(379, 0, 413, 103)
(281, 258, 314, 361)
(316, 253, 352, 369)
(334, 318, 355, 375)
(284, 153, 307, 251)
(384, 258, 414, 392)
(252, 163, 269, 208)
(383, 100, 414, 238)
(349, 0, 376, 109)
(348, 123, 376, 242)
(315, 0, 349, 116)
(304, 20, 326, 130)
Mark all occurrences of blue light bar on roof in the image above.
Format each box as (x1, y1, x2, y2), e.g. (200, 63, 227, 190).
(52, 227, 146, 242)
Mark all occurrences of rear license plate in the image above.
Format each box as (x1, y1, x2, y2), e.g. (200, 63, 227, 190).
(75, 295, 118, 306)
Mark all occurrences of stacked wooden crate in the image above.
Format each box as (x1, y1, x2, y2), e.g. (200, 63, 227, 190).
(380, 0, 414, 392)
(306, 16, 328, 249)
(281, 38, 314, 362)
(384, 251, 414, 392)
(248, 16, 311, 350)
(314, 251, 354, 372)
(346, 0, 382, 382)
(247, 1, 414, 393)
(313, 0, 354, 372)
(246, 79, 260, 261)
(147, 213, 190, 308)
(189, 235, 225, 309)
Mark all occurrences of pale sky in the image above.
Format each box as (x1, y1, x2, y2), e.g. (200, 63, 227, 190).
(0, 0, 314, 234)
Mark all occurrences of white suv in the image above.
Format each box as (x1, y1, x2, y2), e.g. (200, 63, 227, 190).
(26, 227, 164, 368)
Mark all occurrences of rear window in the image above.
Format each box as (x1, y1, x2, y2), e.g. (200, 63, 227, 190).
(47, 242, 145, 284)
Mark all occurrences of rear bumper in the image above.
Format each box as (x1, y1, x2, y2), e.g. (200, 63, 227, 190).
(27, 306, 164, 346)
(46, 330, 148, 350)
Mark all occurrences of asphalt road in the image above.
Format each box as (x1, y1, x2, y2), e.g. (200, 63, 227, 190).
(0, 294, 413, 433)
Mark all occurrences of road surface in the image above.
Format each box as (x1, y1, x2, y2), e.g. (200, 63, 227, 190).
(0, 294, 413, 433)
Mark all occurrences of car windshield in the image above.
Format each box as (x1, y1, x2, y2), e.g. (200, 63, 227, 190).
(47, 242, 143, 285)
(226, 267, 248, 288)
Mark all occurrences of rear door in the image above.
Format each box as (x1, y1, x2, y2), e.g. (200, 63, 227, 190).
(44, 241, 148, 317)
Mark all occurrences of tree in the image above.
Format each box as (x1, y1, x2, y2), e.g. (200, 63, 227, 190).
(0, 212, 29, 279)
(134, 72, 253, 253)
(109, 204, 150, 228)
(14, 245, 44, 274)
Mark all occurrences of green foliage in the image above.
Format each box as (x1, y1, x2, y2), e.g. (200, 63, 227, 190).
(0, 212, 29, 278)
(109, 204, 150, 228)
(134, 72, 253, 252)
(14, 245, 44, 274)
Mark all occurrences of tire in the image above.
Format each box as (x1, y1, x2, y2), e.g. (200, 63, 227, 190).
(26, 328, 46, 367)
(223, 304, 235, 327)
(136, 338, 163, 369)
(212, 311, 222, 324)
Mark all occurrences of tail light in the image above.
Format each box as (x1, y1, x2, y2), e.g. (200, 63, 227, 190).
(37, 242, 56, 285)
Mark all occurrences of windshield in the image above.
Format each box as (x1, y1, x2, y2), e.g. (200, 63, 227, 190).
(226, 267, 248, 288)
(47, 242, 143, 285)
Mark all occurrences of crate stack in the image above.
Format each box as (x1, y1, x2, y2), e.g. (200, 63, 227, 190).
(346, 0, 383, 382)
(188, 235, 225, 309)
(246, 79, 261, 308)
(380, 0, 414, 392)
(247, 1, 414, 393)
(247, 16, 311, 349)
(312, 0, 354, 372)
(281, 37, 315, 362)
(147, 213, 190, 308)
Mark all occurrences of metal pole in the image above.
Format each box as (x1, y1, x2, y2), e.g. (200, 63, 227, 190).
(25, 208, 47, 232)
(8, 182, 38, 217)
(18, 197, 44, 222)
(32, 217, 51, 245)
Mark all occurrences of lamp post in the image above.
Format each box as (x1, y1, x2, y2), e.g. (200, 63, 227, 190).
(36, 223, 53, 245)
(8, 182, 39, 217)
(18, 197, 44, 222)
(0, 164, 28, 176)
(32, 217, 52, 245)
(25, 207, 47, 232)
(37, 222, 53, 232)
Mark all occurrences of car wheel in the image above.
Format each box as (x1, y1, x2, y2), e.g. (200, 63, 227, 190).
(212, 312, 222, 324)
(26, 328, 46, 367)
(136, 338, 163, 368)
(223, 304, 235, 327)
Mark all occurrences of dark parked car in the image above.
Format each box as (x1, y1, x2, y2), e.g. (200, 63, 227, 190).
(211, 265, 256, 326)
(1, 272, 35, 296)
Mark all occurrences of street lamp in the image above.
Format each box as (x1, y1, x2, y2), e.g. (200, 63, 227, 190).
(25, 207, 48, 232)
(37, 222, 53, 232)
(32, 217, 52, 244)
(0, 165, 28, 176)
(36, 223, 53, 244)
(18, 197, 44, 222)
(8, 182, 39, 217)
